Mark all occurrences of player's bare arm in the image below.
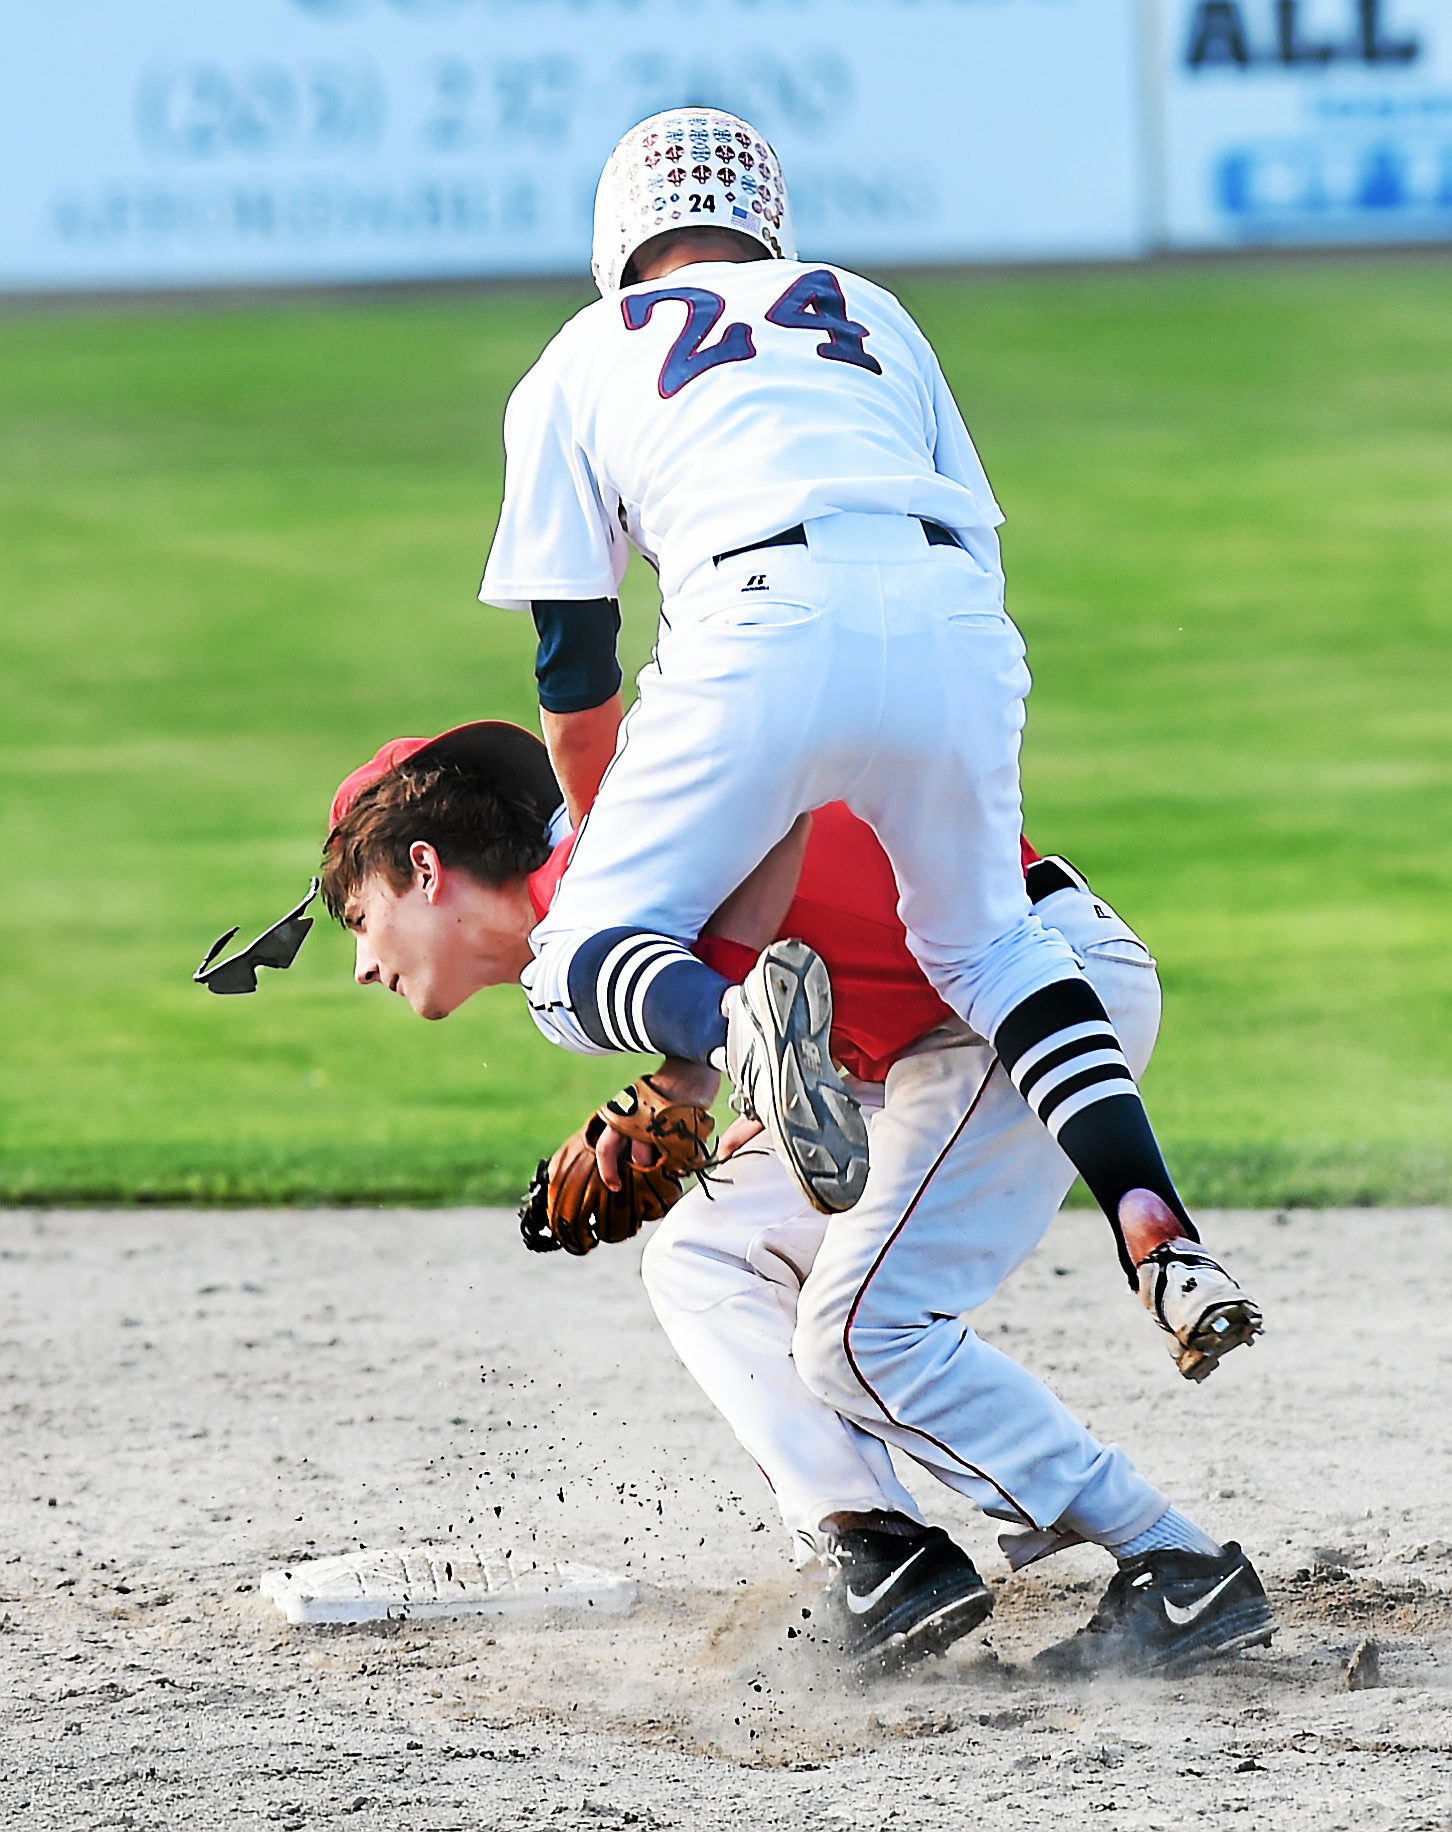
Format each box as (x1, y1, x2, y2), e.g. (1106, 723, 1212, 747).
(703, 813, 812, 951)
(529, 595, 625, 826)
(541, 695, 623, 827)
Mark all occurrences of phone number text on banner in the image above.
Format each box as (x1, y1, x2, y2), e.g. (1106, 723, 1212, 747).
(0, 0, 1146, 289)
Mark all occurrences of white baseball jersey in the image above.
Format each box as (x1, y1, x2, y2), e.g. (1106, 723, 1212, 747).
(479, 258, 1005, 608)
(491, 252, 1086, 1070)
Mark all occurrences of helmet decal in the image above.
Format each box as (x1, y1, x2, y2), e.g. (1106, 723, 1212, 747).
(591, 107, 796, 296)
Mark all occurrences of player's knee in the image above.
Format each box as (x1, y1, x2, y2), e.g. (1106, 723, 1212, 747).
(792, 1327, 854, 1413)
(796, 1290, 940, 1421)
(1093, 960, 1161, 1081)
(791, 1299, 860, 1413)
(639, 1211, 689, 1309)
(638, 1202, 727, 1318)
(846, 1319, 952, 1414)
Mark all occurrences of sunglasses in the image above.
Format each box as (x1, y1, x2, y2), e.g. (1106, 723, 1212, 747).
(193, 878, 320, 995)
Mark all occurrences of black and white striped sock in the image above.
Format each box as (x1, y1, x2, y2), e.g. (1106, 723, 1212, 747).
(563, 926, 731, 1061)
(994, 978, 1194, 1279)
(999, 990, 1138, 1138)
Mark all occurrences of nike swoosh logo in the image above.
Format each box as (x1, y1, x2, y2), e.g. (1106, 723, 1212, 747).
(1163, 1565, 1244, 1626)
(845, 1545, 928, 1615)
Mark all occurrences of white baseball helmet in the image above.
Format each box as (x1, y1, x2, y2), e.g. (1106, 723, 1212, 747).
(591, 107, 796, 296)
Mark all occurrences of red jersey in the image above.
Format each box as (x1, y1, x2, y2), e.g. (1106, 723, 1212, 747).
(528, 805, 1040, 1084)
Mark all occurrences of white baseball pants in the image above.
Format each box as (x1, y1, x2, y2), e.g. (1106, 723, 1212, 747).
(641, 885, 1169, 1561)
(524, 511, 1083, 1054)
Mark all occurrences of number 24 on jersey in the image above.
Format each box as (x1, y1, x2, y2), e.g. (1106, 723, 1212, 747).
(622, 269, 883, 400)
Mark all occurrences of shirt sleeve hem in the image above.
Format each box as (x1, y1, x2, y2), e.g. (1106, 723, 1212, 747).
(480, 579, 620, 610)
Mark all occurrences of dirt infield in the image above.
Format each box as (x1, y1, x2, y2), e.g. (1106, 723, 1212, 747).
(3, 1206, 1449, 1830)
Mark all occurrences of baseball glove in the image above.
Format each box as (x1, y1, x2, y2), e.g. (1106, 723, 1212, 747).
(518, 1075, 715, 1257)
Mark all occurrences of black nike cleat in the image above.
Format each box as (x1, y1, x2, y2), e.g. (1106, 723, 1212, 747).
(821, 1524, 993, 1674)
(1033, 1541, 1276, 1677)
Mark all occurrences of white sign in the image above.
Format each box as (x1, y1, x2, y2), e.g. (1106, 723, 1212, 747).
(1158, 0, 1452, 244)
(0, 0, 1148, 291)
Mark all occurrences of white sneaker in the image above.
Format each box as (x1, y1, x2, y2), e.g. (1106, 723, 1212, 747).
(1136, 1239, 1264, 1382)
(724, 938, 869, 1214)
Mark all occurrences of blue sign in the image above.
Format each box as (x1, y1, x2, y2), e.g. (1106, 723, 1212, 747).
(1162, 0, 1452, 244)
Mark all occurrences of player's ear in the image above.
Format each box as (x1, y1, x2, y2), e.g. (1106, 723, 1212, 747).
(408, 840, 444, 901)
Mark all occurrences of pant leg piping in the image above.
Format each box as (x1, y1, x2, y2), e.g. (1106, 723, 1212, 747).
(839, 1061, 1039, 1530)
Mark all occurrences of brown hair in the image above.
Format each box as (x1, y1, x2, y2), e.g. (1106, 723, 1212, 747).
(622, 226, 772, 286)
(322, 760, 552, 920)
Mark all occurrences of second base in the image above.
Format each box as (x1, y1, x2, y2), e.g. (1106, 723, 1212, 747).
(261, 1545, 637, 1625)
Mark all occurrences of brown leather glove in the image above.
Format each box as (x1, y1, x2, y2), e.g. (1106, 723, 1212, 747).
(518, 1075, 715, 1257)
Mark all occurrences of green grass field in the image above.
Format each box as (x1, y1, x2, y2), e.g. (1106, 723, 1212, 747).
(2, 256, 1449, 1207)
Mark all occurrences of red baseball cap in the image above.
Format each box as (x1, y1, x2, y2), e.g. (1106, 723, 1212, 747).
(329, 720, 563, 832)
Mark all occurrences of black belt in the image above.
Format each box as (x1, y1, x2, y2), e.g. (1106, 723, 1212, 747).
(1025, 856, 1087, 903)
(713, 518, 961, 567)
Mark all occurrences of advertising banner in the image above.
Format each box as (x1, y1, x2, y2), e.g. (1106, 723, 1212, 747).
(1158, 0, 1452, 244)
(0, 0, 1147, 292)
